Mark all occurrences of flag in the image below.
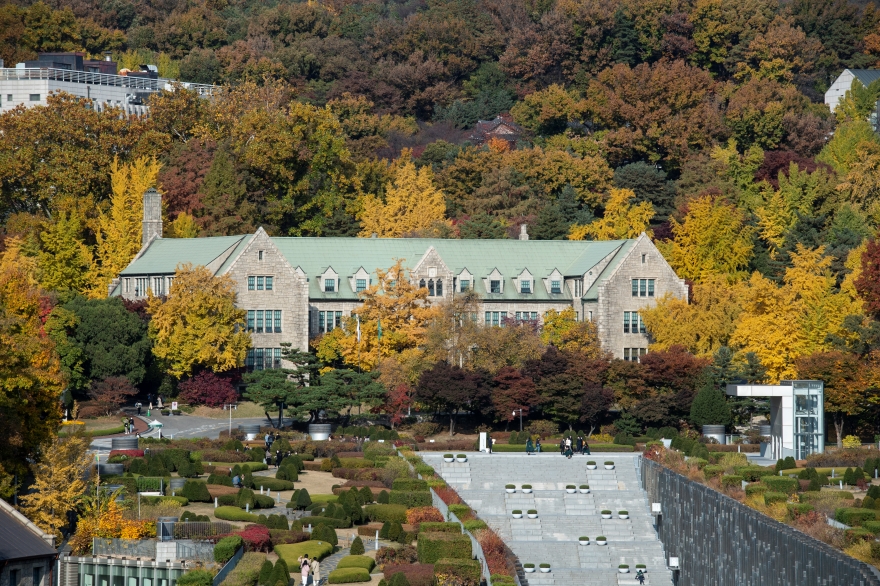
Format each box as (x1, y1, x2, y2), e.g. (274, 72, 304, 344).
(356, 314, 361, 343)
(377, 318, 382, 340)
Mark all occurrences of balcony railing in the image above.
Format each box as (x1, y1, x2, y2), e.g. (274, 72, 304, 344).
(0, 67, 217, 95)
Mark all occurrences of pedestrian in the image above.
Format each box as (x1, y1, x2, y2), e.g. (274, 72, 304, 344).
(559, 439, 565, 456)
(536, 439, 542, 453)
(148, 401, 153, 412)
(265, 449, 272, 465)
(526, 437, 534, 455)
(636, 570, 645, 585)
(300, 555, 311, 586)
(576, 435, 583, 455)
(583, 438, 591, 455)
(310, 557, 321, 585)
(275, 450, 281, 468)
(564, 437, 573, 459)
(129, 417, 134, 433)
(136, 402, 142, 416)
(265, 433, 271, 450)
(124, 421, 129, 435)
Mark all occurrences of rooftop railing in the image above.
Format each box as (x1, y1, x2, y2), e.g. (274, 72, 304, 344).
(0, 67, 217, 95)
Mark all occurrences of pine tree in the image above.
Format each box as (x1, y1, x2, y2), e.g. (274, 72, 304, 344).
(350, 536, 365, 555)
(689, 384, 732, 427)
(197, 146, 256, 236)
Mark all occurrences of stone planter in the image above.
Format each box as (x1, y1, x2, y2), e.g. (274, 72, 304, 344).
(586, 462, 597, 470)
(578, 538, 590, 545)
(456, 455, 467, 463)
(505, 485, 516, 493)
(539, 566, 550, 573)
(566, 486, 576, 493)
(308, 423, 332, 441)
(111, 437, 138, 450)
(524, 566, 535, 573)
(618, 512, 629, 519)
(579, 486, 590, 494)
(522, 485, 533, 493)
(527, 513, 538, 519)
(239, 424, 261, 441)
(618, 567, 629, 574)
(636, 566, 647, 573)
(702, 424, 726, 445)
(601, 511, 612, 519)
(512, 511, 523, 519)
(595, 538, 607, 546)
(604, 464, 615, 470)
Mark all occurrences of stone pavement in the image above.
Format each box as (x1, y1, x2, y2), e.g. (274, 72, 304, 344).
(423, 453, 672, 586)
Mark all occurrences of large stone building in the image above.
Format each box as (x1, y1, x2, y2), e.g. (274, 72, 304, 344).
(111, 191, 687, 367)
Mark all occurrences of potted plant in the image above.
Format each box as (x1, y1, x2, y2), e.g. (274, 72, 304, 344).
(618, 510, 629, 519)
(604, 461, 615, 470)
(527, 509, 538, 518)
(566, 484, 576, 493)
(522, 484, 533, 493)
(586, 461, 597, 470)
(595, 536, 607, 545)
(444, 454, 454, 463)
(578, 536, 590, 545)
(618, 565, 629, 574)
(512, 510, 523, 519)
(601, 510, 612, 519)
(523, 564, 535, 573)
(579, 484, 590, 494)
(456, 454, 467, 463)
(539, 564, 550, 573)
(505, 484, 516, 493)
(635, 564, 646, 573)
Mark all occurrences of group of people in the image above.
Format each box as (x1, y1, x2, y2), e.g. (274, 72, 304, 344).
(559, 436, 591, 459)
(266, 448, 294, 468)
(298, 554, 321, 586)
(524, 438, 542, 454)
(123, 416, 136, 434)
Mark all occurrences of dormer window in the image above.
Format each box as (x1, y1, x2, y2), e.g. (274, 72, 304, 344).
(460, 279, 470, 291)
(551, 280, 561, 294)
(356, 278, 367, 292)
(325, 278, 336, 292)
(490, 280, 501, 294)
(520, 280, 531, 294)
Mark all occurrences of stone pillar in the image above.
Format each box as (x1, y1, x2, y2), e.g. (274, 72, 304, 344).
(142, 187, 162, 247)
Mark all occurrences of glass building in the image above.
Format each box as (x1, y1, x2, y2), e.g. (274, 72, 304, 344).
(59, 556, 185, 586)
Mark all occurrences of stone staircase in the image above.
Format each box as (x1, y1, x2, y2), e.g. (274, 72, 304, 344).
(422, 453, 672, 586)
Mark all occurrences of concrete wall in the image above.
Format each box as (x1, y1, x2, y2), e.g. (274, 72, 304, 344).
(0, 79, 149, 116)
(0, 558, 54, 586)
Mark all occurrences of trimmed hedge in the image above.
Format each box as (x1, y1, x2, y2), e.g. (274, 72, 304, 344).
(435, 558, 481, 582)
(493, 443, 634, 453)
(862, 520, 880, 533)
(745, 484, 768, 497)
(275, 542, 335, 566)
(336, 556, 376, 572)
(364, 504, 408, 524)
(383, 564, 434, 586)
(327, 569, 371, 584)
(721, 475, 743, 488)
(703, 465, 724, 478)
(141, 496, 189, 506)
(417, 532, 472, 564)
(735, 466, 773, 482)
(178, 570, 213, 586)
(763, 491, 788, 505)
(301, 516, 351, 529)
(255, 478, 295, 492)
(786, 503, 814, 516)
(214, 506, 259, 522)
(214, 536, 244, 563)
(835, 508, 877, 527)
(389, 491, 432, 508)
(419, 522, 461, 533)
(254, 494, 277, 509)
(181, 480, 212, 503)
(463, 520, 487, 531)
(760, 476, 800, 495)
(392, 478, 429, 491)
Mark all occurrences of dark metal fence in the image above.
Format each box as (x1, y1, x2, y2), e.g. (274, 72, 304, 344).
(640, 458, 880, 586)
(213, 547, 244, 586)
(172, 521, 235, 539)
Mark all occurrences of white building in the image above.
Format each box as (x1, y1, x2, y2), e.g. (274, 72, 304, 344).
(0, 52, 216, 116)
(825, 69, 880, 129)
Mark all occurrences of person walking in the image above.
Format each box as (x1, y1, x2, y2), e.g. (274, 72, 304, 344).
(265, 433, 271, 450)
(310, 557, 321, 586)
(536, 439, 542, 453)
(583, 438, 591, 455)
(265, 449, 272, 465)
(564, 437, 573, 459)
(136, 402, 142, 416)
(129, 417, 135, 434)
(300, 554, 311, 586)
(275, 450, 282, 468)
(636, 569, 645, 584)
(526, 437, 534, 455)
(576, 435, 583, 454)
(559, 439, 565, 456)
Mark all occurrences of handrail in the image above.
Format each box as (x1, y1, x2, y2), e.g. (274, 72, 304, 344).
(0, 68, 217, 94)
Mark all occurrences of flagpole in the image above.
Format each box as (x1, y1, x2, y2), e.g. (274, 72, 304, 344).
(356, 314, 361, 373)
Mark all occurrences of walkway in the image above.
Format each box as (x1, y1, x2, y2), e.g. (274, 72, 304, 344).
(422, 453, 672, 586)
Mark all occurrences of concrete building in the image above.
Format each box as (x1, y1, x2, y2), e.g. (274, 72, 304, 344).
(726, 380, 825, 460)
(0, 499, 57, 586)
(0, 53, 216, 116)
(111, 192, 687, 365)
(825, 69, 880, 129)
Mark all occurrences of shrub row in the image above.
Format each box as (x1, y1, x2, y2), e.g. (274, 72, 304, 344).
(327, 569, 370, 584)
(336, 556, 376, 572)
(389, 490, 432, 508)
(364, 504, 408, 524)
(435, 558, 481, 582)
(417, 532, 472, 564)
(382, 564, 434, 586)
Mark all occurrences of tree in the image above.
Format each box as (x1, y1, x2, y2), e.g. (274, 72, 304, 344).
(359, 159, 447, 237)
(665, 195, 755, 282)
(415, 361, 487, 435)
(540, 308, 603, 357)
(45, 296, 152, 393)
(89, 156, 161, 298)
(689, 384, 733, 427)
(458, 213, 507, 239)
(490, 367, 540, 427)
(569, 188, 654, 241)
(856, 238, 880, 320)
(178, 371, 238, 407)
(196, 146, 257, 236)
(19, 432, 92, 539)
(89, 376, 138, 415)
(816, 119, 879, 176)
(242, 369, 298, 428)
(509, 84, 586, 135)
(37, 212, 92, 294)
(318, 369, 387, 418)
(148, 264, 249, 379)
(613, 162, 676, 221)
(350, 536, 365, 555)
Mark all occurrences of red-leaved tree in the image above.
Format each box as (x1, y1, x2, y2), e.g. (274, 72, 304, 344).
(855, 238, 880, 320)
(89, 376, 138, 415)
(178, 371, 238, 407)
(490, 366, 540, 427)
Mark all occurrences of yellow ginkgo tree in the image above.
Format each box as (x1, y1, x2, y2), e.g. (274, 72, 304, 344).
(568, 188, 653, 240)
(359, 158, 447, 237)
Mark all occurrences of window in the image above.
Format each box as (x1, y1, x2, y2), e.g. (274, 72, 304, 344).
(550, 280, 561, 294)
(623, 312, 646, 334)
(274, 310, 282, 333)
(436, 279, 443, 296)
(124, 278, 131, 293)
(29, 94, 40, 102)
(623, 348, 647, 362)
(419, 279, 426, 290)
(485, 311, 503, 326)
(318, 311, 343, 333)
(247, 311, 255, 332)
(356, 278, 367, 292)
(428, 279, 435, 296)
(265, 276, 273, 290)
(623, 312, 631, 334)
(520, 280, 531, 294)
(515, 312, 539, 321)
(255, 348, 264, 370)
(257, 276, 264, 290)
(250, 276, 274, 291)
(324, 278, 335, 292)
(248, 277, 255, 290)
(135, 278, 148, 297)
(33, 567, 42, 586)
(641, 253, 647, 264)
(10, 570, 19, 586)
(490, 280, 501, 294)
(318, 311, 325, 332)
(460, 279, 470, 291)
(335, 311, 342, 328)
(256, 310, 264, 333)
(258, 251, 263, 260)
(152, 277, 165, 296)
(6, 95, 11, 102)
(631, 278, 655, 297)
(167, 276, 174, 290)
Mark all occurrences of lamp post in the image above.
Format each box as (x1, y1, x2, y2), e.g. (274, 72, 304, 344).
(513, 409, 523, 432)
(223, 404, 237, 436)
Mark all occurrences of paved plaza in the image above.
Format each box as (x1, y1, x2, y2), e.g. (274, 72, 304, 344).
(422, 453, 673, 586)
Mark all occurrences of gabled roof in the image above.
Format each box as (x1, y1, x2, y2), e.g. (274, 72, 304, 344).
(582, 239, 637, 301)
(849, 69, 880, 86)
(0, 500, 56, 561)
(120, 236, 247, 275)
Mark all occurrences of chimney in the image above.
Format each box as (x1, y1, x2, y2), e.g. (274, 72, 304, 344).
(142, 187, 162, 247)
(519, 224, 529, 241)
(104, 52, 112, 62)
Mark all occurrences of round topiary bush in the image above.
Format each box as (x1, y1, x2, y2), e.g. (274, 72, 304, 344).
(350, 536, 365, 556)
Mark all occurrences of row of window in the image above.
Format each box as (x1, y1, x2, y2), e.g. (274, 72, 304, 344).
(632, 279, 655, 297)
(247, 276, 274, 291)
(2, 94, 41, 106)
(124, 276, 174, 296)
(246, 310, 282, 333)
(323, 277, 563, 295)
(246, 348, 282, 371)
(318, 311, 343, 333)
(623, 312, 647, 334)
(623, 348, 647, 362)
(419, 278, 444, 296)
(7, 568, 42, 586)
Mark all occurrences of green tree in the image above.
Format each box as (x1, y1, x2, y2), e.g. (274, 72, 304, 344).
(37, 212, 92, 294)
(689, 383, 733, 427)
(197, 146, 257, 236)
(243, 369, 298, 428)
(318, 369, 387, 417)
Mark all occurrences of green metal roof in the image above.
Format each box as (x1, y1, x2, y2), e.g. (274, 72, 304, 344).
(850, 69, 880, 86)
(120, 235, 247, 275)
(582, 239, 636, 301)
